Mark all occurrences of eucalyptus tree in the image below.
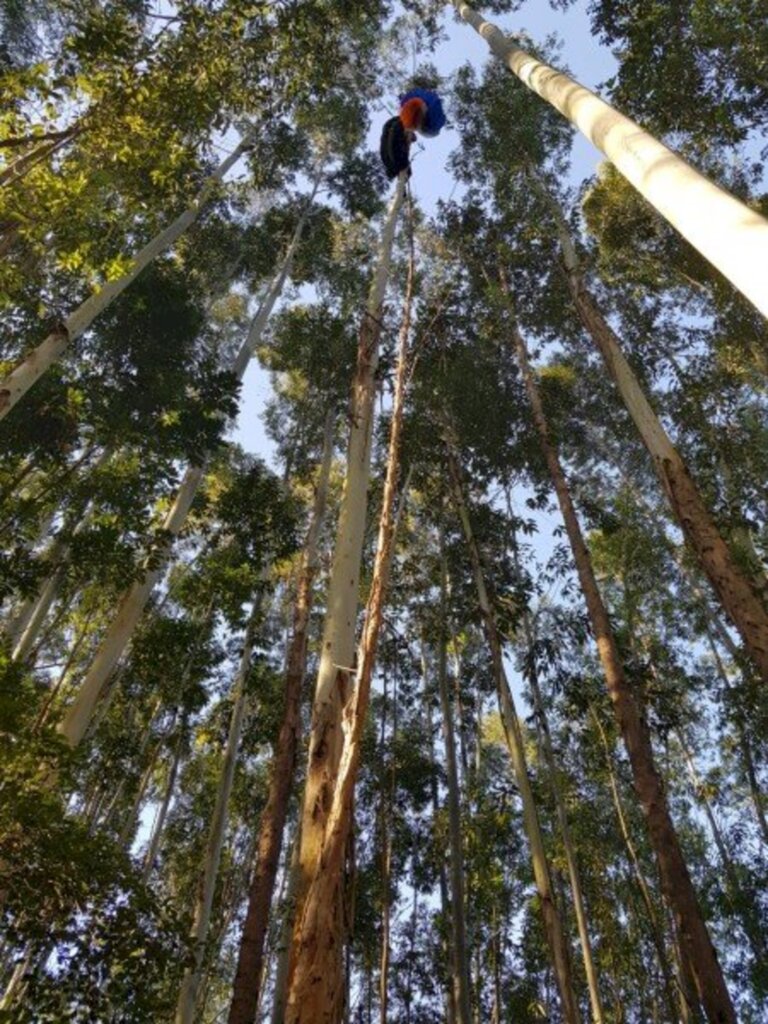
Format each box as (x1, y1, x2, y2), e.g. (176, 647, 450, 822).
(52, 187, 320, 752)
(175, 458, 299, 1024)
(579, 0, 768, 147)
(449, 0, 768, 319)
(505, 315, 735, 1021)
(284, 172, 408, 1024)
(450, 54, 768, 687)
(0, 0, 395, 417)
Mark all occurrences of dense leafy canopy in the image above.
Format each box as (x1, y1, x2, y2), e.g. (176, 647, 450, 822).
(1, 1, 767, 1022)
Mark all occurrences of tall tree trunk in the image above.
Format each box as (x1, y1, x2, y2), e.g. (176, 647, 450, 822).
(285, 177, 409, 1024)
(0, 132, 255, 419)
(450, 0, 768, 317)
(423, 644, 459, 1024)
(704, 628, 768, 845)
(447, 453, 582, 1024)
(270, 828, 303, 1024)
(675, 727, 767, 962)
(142, 719, 185, 882)
(175, 606, 260, 1023)
(521, 176, 768, 683)
(592, 710, 690, 1023)
(10, 449, 112, 663)
(55, 199, 315, 749)
(510, 323, 735, 1023)
(511, 541, 605, 1024)
(436, 530, 473, 1024)
(116, 735, 163, 847)
(378, 671, 396, 1024)
(227, 412, 335, 1024)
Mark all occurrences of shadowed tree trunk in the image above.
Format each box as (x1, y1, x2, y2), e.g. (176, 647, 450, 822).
(226, 412, 335, 1024)
(436, 527, 473, 1024)
(447, 451, 582, 1024)
(285, 179, 409, 1023)
(509, 520, 605, 1024)
(592, 708, 691, 1022)
(56, 196, 316, 749)
(176, 605, 261, 1024)
(510, 320, 735, 1023)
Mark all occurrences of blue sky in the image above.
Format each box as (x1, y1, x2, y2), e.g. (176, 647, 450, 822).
(229, 0, 618, 462)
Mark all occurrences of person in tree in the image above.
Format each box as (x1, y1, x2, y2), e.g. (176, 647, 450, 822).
(380, 88, 446, 179)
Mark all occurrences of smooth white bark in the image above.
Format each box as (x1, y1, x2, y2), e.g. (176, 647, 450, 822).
(452, 1, 768, 318)
(55, 195, 316, 748)
(57, 464, 203, 747)
(175, 614, 257, 1024)
(309, 176, 405, 715)
(11, 450, 113, 662)
(0, 136, 251, 420)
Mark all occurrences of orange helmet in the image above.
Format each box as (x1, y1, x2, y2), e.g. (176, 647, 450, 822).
(399, 96, 427, 132)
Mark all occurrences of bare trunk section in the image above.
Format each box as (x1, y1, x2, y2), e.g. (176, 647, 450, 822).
(451, 0, 768, 317)
(528, 179, 768, 684)
(142, 720, 185, 882)
(286, 178, 408, 1024)
(378, 671, 396, 1024)
(55, 199, 315, 749)
(227, 413, 335, 1024)
(447, 453, 581, 1024)
(512, 549, 604, 1024)
(436, 532, 473, 1024)
(573, 286, 768, 685)
(423, 646, 458, 1024)
(0, 133, 253, 418)
(592, 710, 689, 1022)
(271, 831, 302, 1024)
(704, 628, 768, 845)
(10, 449, 112, 663)
(510, 324, 735, 1024)
(176, 609, 260, 1024)
(675, 728, 767, 963)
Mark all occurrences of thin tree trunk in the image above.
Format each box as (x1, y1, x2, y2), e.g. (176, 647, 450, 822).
(378, 670, 396, 1024)
(491, 906, 502, 1024)
(117, 736, 163, 847)
(270, 828, 302, 1024)
(285, 177, 409, 1024)
(513, 562, 605, 1024)
(704, 628, 768, 845)
(525, 180, 768, 684)
(423, 644, 458, 1024)
(0, 130, 75, 189)
(176, 609, 260, 1023)
(0, 948, 34, 1011)
(227, 412, 335, 1024)
(593, 710, 686, 1023)
(451, 0, 768, 317)
(447, 453, 581, 1024)
(9, 447, 111, 661)
(142, 720, 185, 882)
(33, 606, 96, 730)
(510, 323, 735, 1023)
(436, 530, 473, 1024)
(0, 132, 254, 419)
(675, 728, 767, 962)
(55, 198, 315, 750)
